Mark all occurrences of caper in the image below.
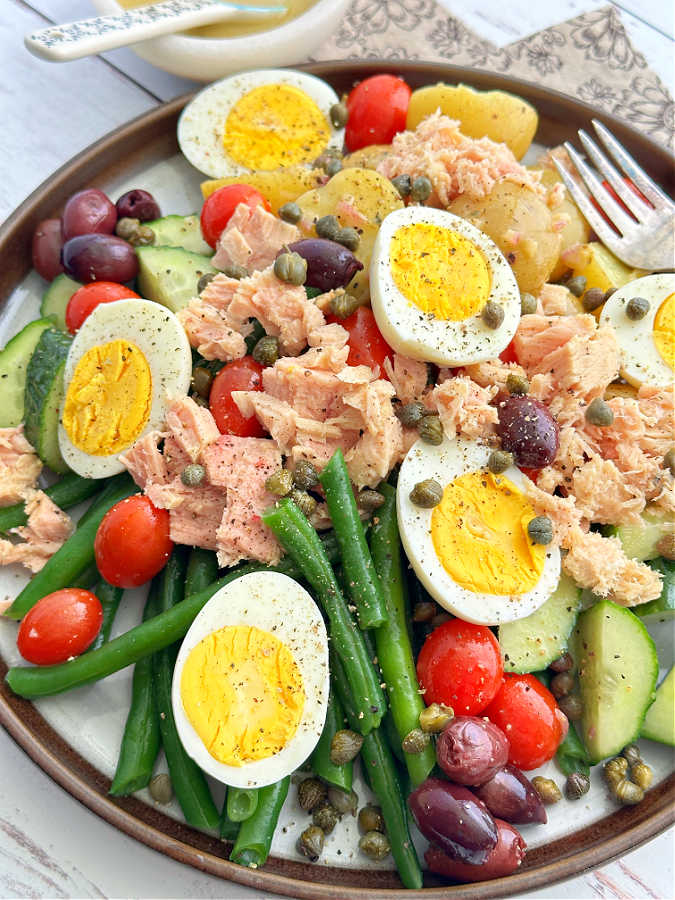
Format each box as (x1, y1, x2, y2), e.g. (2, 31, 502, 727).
(222, 263, 249, 280)
(297, 824, 324, 862)
(418, 414, 444, 445)
(391, 174, 412, 198)
(274, 251, 307, 285)
(336, 226, 360, 251)
(614, 780, 644, 805)
(329, 291, 362, 319)
(419, 702, 454, 734)
(357, 489, 385, 512)
(605, 755, 628, 784)
(603, 286, 617, 302)
(119, 217, 154, 247)
(550, 671, 574, 698)
(581, 287, 606, 312)
(549, 651, 573, 673)
(626, 296, 650, 320)
(412, 601, 437, 623)
(520, 292, 538, 315)
(288, 488, 317, 518)
(402, 728, 431, 754)
(279, 201, 302, 224)
(664, 447, 675, 476)
(506, 373, 530, 395)
(292, 459, 320, 491)
(330, 101, 349, 129)
(115, 216, 140, 240)
(395, 400, 427, 428)
(558, 693, 583, 721)
(191, 365, 213, 399)
(252, 334, 280, 367)
(410, 175, 432, 204)
(325, 157, 343, 177)
(313, 802, 340, 834)
(481, 300, 505, 330)
(327, 786, 358, 816)
(527, 515, 554, 545)
(565, 771, 590, 800)
(358, 804, 384, 834)
(487, 449, 514, 474)
(409, 478, 443, 509)
(631, 761, 653, 791)
(565, 275, 587, 297)
(656, 533, 675, 560)
(297, 776, 327, 812)
(621, 743, 643, 767)
(313, 149, 342, 171)
(585, 397, 614, 427)
(197, 272, 216, 294)
(359, 830, 390, 861)
(315, 214, 342, 242)
(329, 729, 363, 765)
(531, 776, 562, 804)
(180, 463, 205, 487)
(149, 772, 173, 805)
(265, 468, 294, 496)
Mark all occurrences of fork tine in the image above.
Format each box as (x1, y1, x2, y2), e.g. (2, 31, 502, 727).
(592, 119, 674, 209)
(578, 130, 654, 222)
(563, 143, 637, 235)
(551, 156, 625, 251)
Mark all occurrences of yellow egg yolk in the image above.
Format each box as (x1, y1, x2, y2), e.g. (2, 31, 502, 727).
(62, 340, 152, 456)
(653, 292, 674, 370)
(390, 224, 491, 321)
(222, 84, 331, 170)
(180, 624, 305, 767)
(431, 471, 546, 595)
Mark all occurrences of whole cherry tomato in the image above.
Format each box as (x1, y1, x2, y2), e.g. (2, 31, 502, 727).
(499, 340, 519, 365)
(416, 619, 504, 716)
(17, 589, 103, 665)
(209, 356, 266, 437)
(483, 673, 564, 770)
(200, 184, 270, 248)
(344, 74, 412, 152)
(95, 495, 173, 588)
(65, 281, 140, 333)
(326, 306, 393, 373)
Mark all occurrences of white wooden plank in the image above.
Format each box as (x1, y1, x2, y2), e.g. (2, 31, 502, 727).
(614, 0, 674, 38)
(621, 13, 675, 88)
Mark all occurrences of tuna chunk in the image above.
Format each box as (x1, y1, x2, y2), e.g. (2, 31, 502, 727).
(463, 358, 528, 398)
(537, 283, 575, 316)
(383, 354, 430, 405)
(568, 456, 644, 525)
(212, 202, 300, 274)
(0, 490, 74, 573)
(165, 395, 220, 462)
(512, 314, 597, 371)
(119, 430, 169, 489)
(177, 284, 249, 362)
(0, 425, 42, 505)
(432, 375, 498, 441)
(167, 482, 227, 551)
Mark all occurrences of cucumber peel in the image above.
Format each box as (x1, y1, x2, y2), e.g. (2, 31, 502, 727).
(641, 667, 675, 746)
(24, 328, 73, 473)
(0, 318, 54, 427)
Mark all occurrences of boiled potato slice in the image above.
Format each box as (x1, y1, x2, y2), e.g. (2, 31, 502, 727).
(406, 83, 538, 161)
(534, 167, 592, 281)
(342, 144, 391, 170)
(294, 168, 404, 301)
(563, 242, 646, 295)
(200, 165, 326, 213)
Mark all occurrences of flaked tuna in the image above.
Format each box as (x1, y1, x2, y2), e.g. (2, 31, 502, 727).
(0, 490, 74, 573)
(512, 314, 597, 371)
(165, 394, 221, 462)
(213, 202, 300, 274)
(0, 425, 42, 505)
(119, 430, 169, 489)
(383, 353, 430, 405)
(432, 375, 498, 441)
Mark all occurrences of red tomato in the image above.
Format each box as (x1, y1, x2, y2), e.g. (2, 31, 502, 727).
(499, 340, 519, 365)
(95, 496, 173, 588)
(17, 589, 103, 665)
(483, 673, 563, 770)
(326, 307, 393, 373)
(519, 466, 540, 483)
(209, 356, 266, 437)
(416, 619, 503, 716)
(200, 184, 270, 248)
(344, 74, 411, 152)
(65, 281, 140, 333)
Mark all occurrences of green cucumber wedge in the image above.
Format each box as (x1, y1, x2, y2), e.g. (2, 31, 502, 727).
(634, 557, 675, 623)
(146, 214, 213, 256)
(572, 600, 658, 764)
(24, 328, 73, 473)
(0, 318, 54, 427)
(499, 574, 581, 673)
(136, 246, 216, 313)
(40, 273, 82, 331)
(641, 667, 675, 746)
(604, 508, 672, 561)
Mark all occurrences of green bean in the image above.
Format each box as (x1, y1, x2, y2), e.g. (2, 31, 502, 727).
(4, 473, 138, 620)
(230, 777, 290, 868)
(227, 787, 259, 823)
(75, 472, 137, 530)
(262, 499, 385, 734)
(370, 483, 435, 787)
(0, 471, 101, 534)
(318, 449, 387, 629)
(109, 584, 161, 796)
(90, 579, 124, 651)
(220, 790, 241, 842)
(310, 687, 352, 792)
(69, 562, 100, 590)
(185, 548, 219, 597)
(556, 722, 591, 777)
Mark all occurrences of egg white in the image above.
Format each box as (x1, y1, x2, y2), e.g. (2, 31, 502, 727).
(177, 68, 343, 178)
(57, 298, 192, 479)
(370, 207, 521, 367)
(397, 437, 561, 625)
(172, 571, 329, 789)
(599, 273, 675, 388)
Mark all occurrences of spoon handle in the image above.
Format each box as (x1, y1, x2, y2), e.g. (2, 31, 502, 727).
(25, 0, 287, 62)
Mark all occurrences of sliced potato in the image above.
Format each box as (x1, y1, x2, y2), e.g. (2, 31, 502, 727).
(563, 241, 647, 296)
(534, 167, 592, 281)
(200, 165, 326, 213)
(342, 144, 391, 170)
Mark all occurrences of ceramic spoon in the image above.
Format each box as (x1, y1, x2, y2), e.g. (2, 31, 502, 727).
(25, 0, 287, 62)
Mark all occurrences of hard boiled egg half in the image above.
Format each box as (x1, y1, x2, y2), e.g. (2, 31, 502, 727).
(172, 571, 329, 789)
(599, 272, 674, 388)
(178, 69, 344, 178)
(58, 298, 192, 479)
(397, 437, 561, 625)
(370, 207, 521, 366)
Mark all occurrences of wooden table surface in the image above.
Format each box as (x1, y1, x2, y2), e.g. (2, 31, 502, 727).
(1, 1, 673, 897)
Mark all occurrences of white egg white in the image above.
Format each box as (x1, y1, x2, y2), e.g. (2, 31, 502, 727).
(172, 571, 329, 789)
(599, 273, 675, 388)
(57, 298, 192, 479)
(177, 68, 343, 178)
(370, 207, 521, 366)
(397, 437, 561, 625)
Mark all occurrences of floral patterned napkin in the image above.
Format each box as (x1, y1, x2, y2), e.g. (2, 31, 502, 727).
(311, 3, 674, 150)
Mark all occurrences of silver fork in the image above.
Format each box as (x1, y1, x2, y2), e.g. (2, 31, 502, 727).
(553, 119, 675, 271)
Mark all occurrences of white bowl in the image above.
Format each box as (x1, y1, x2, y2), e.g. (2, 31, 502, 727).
(91, 0, 349, 82)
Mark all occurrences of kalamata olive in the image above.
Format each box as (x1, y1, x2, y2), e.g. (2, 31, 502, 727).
(62, 188, 117, 240)
(31, 218, 64, 281)
(474, 764, 547, 824)
(436, 716, 509, 786)
(408, 777, 498, 864)
(116, 189, 160, 222)
(425, 819, 526, 882)
(286, 238, 363, 292)
(497, 395, 560, 469)
(61, 234, 138, 284)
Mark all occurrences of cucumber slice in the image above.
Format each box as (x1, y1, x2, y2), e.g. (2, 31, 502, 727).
(572, 600, 658, 763)
(634, 557, 675, 623)
(146, 214, 213, 256)
(0, 318, 54, 427)
(136, 246, 217, 313)
(499, 574, 581, 672)
(40, 273, 82, 331)
(641, 667, 675, 746)
(24, 328, 73, 473)
(604, 507, 671, 561)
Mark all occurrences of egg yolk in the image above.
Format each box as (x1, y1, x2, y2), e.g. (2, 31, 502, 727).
(222, 84, 331, 170)
(431, 471, 546, 595)
(180, 624, 305, 767)
(62, 340, 152, 456)
(653, 292, 674, 370)
(390, 224, 491, 321)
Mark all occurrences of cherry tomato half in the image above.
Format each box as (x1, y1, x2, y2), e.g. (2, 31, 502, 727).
(95, 495, 173, 588)
(483, 673, 564, 770)
(209, 356, 266, 437)
(17, 589, 103, 665)
(326, 306, 393, 373)
(200, 184, 271, 249)
(499, 340, 519, 365)
(65, 281, 140, 333)
(416, 619, 503, 716)
(345, 74, 412, 152)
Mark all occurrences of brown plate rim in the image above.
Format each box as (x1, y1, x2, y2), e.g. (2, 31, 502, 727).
(1, 59, 673, 899)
